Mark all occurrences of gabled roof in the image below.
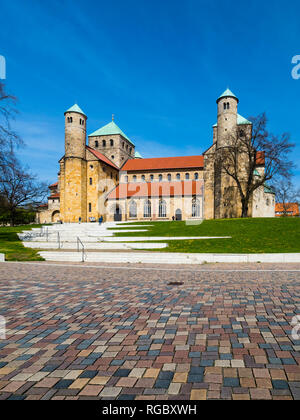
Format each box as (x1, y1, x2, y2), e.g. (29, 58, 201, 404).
(275, 203, 299, 215)
(122, 155, 204, 171)
(88, 121, 134, 145)
(65, 104, 86, 116)
(107, 180, 204, 200)
(135, 151, 143, 159)
(217, 88, 239, 103)
(86, 146, 119, 170)
(264, 184, 275, 194)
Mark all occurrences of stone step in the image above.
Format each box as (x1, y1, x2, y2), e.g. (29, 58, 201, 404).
(23, 242, 167, 250)
(38, 251, 201, 264)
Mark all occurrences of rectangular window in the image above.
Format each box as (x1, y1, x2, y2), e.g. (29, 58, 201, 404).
(88, 203, 92, 212)
(89, 178, 92, 185)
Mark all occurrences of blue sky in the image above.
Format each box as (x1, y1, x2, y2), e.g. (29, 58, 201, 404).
(1, 0, 300, 186)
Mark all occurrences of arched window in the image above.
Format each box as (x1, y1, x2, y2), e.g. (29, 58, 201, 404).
(95, 140, 99, 148)
(159, 199, 167, 218)
(194, 172, 199, 180)
(89, 178, 92, 185)
(126, 144, 128, 151)
(150, 174, 154, 182)
(141, 175, 145, 182)
(227, 102, 230, 109)
(185, 173, 190, 180)
(125, 175, 128, 183)
(144, 200, 151, 218)
(167, 174, 171, 181)
(223, 103, 226, 110)
(130, 147, 132, 154)
(159, 174, 163, 182)
(122, 142, 125, 148)
(67, 117, 73, 123)
(133, 175, 137, 182)
(111, 155, 114, 160)
(102, 140, 106, 147)
(129, 200, 137, 218)
(192, 197, 201, 217)
(176, 173, 181, 180)
(110, 139, 114, 146)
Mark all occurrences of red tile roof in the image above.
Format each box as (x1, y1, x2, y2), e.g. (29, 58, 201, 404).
(122, 155, 204, 171)
(49, 182, 58, 188)
(256, 151, 265, 165)
(275, 203, 299, 216)
(86, 146, 119, 169)
(107, 180, 204, 200)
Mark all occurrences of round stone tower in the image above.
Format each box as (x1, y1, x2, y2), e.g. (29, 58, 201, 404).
(216, 89, 238, 148)
(61, 104, 88, 223)
(64, 104, 87, 159)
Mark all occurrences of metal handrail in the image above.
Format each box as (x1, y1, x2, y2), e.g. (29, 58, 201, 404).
(77, 237, 86, 262)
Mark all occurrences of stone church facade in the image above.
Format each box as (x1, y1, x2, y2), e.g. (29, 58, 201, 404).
(36, 89, 275, 224)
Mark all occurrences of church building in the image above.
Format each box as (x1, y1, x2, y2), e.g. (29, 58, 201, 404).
(37, 89, 275, 223)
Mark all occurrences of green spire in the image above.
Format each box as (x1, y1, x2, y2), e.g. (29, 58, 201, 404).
(88, 121, 134, 146)
(217, 88, 239, 103)
(65, 103, 86, 116)
(135, 150, 143, 159)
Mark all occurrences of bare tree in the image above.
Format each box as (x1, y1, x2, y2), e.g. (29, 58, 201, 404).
(0, 81, 23, 162)
(0, 153, 48, 225)
(272, 178, 300, 216)
(218, 113, 295, 217)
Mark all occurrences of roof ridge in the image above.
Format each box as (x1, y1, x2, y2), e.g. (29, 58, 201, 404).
(86, 146, 119, 169)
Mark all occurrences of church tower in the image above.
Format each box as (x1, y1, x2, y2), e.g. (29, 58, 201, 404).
(60, 104, 88, 223)
(216, 89, 238, 148)
(214, 89, 239, 218)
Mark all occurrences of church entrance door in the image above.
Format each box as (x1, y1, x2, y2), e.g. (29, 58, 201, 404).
(175, 209, 182, 221)
(114, 206, 122, 221)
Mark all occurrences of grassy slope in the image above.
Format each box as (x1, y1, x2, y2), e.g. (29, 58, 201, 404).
(113, 218, 300, 253)
(0, 225, 45, 261)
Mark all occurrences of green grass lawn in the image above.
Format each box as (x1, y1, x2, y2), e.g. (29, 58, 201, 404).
(113, 218, 300, 253)
(0, 225, 45, 261)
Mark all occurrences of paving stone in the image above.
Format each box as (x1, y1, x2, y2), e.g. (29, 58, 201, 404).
(0, 262, 299, 400)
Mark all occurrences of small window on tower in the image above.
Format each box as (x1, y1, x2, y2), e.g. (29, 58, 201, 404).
(110, 139, 114, 146)
(111, 155, 114, 160)
(103, 140, 106, 147)
(223, 103, 226, 110)
(89, 178, 92, 185)
(227, 102, 230, 109)
(89, 203, 92, 212)
(95, 140, 99, 148)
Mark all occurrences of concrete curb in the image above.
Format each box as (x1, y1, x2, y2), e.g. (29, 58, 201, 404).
(38, 251, 300, 264)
